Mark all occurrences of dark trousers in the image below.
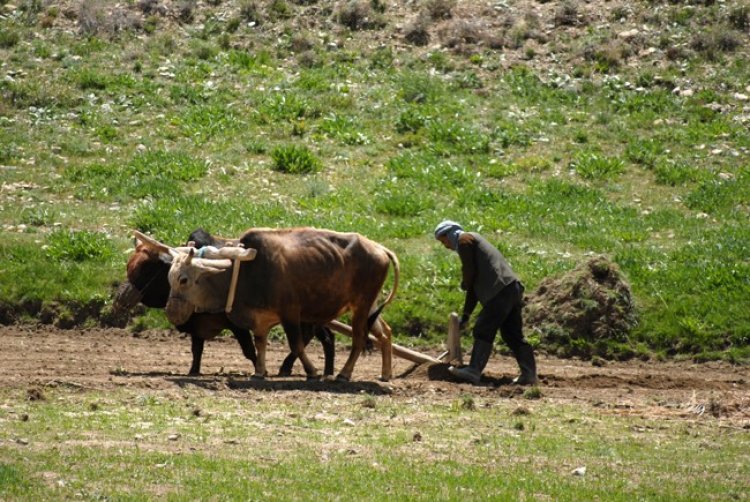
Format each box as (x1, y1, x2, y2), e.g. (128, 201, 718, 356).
(473, 281, 529, 354)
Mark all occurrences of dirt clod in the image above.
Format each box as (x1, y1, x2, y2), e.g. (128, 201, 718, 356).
(27, 387, 46, 401)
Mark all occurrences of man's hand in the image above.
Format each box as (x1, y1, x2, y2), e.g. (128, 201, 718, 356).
(459, 313, 470, 330)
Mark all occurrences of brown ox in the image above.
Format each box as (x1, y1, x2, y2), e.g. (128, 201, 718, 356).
(115, 229, 335, 377)
(157, 227, 399, 381)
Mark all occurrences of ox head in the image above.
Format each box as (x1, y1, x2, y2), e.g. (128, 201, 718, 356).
(113, 232, 178, 311)
(129, 231, 257, 326)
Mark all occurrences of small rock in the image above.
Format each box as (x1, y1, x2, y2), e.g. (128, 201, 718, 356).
(572, 466, 586, 476)
(733, 93, 749, 101)
(167, 433, 180, 441)
(618, 29, 639, 40)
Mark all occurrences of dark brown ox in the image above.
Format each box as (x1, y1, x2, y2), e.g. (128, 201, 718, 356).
(163, 227, 399, 381)
(114, 229, 335, 377)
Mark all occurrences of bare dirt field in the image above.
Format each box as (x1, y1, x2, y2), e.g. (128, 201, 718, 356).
(2, 325, 748, 427)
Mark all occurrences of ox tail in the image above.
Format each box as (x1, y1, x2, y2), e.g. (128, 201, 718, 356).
(366, 247, 400, 330)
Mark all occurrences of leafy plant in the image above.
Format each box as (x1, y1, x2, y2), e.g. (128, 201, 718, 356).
(74, 69, 108, 90)
(271, 144, 322, 174)
(0, 29, 20, 48)
(46, 230, 114, 262)
(318, 114, 370, 145)
(374, 180, 435, 217)
(571, 151, 625, 180)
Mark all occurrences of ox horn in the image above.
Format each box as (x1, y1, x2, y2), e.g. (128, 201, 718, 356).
(170, 245, 257, 261)
(192, 257, 233, 270)
(133, 230, 179, 259)
(216, 247, 257, 261)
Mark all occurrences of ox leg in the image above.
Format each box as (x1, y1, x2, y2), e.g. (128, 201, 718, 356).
(315, 326, 336, 378)
(189, 334, 204, 376)
(230, 328, 258, 372)
(278, 323, 319, 376)
(252, 331, 269, 380)
(282, 321, 319, 380)
(278, 352, 296, 377)
(337, 315, 368, 382)
(371, 318, 393, 382)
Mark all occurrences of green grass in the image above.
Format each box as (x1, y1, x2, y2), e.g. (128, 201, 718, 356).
(0, 0, 748, 361)
(0, 387, 747, 500)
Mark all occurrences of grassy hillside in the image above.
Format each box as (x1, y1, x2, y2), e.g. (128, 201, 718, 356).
(0, 0, 748, 362)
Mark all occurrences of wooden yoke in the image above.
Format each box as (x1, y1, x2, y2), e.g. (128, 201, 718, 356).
(224, 245, 256, 314)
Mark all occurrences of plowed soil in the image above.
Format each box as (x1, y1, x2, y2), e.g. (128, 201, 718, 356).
(2, 325, 748, 426)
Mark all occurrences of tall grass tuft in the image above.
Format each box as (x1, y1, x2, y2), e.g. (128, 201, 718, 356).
(271, 145, 322, 174)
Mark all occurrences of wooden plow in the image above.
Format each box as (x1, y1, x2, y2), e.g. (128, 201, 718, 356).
(326, 312, 463, 367)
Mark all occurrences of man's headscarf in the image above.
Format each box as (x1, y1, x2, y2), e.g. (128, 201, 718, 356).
(434, 220, 464, 251)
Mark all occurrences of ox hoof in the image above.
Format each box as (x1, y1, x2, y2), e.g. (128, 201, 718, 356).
(306, 374, 321, 381)
(335, 374, 351, 383)
(188, 370, 201, 377)
(277, 370, 292, 378)
(322, 374, 335, 382)
(251, 374, 267, 381)
(378, 376, 391, 383)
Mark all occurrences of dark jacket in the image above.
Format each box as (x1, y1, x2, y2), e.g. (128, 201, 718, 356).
(457, 232, 519, 316)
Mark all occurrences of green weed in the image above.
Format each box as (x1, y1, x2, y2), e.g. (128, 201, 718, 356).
(46, 230, 114, 262)
(271, 144, 322, 174)
(318, 113, 370, 145)
(0, 29, 20, 48)
(571, 150, 625, 180)
(64, 151, 208, 201)
(374, 180, 435, 217)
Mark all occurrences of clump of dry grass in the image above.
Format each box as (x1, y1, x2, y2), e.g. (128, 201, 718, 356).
(438, 18, 503, 51)
(77, 0, 105, 36)
(290, 31, 315, 53)
(177, 0, 197, 24)
(554, 1, 581, 27)
(336, 0, 386, 31)
(423, 0, 455, 21)
(137, 0, 166, 16)
(727, 4, 749, 30)
(77, 1, 143, 37)
(524, 256, 638, 358)
(404, 14, 430, 46)
(691, 28, 742, 60)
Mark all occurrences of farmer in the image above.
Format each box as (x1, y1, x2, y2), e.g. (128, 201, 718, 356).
(434, 220, 537, 385)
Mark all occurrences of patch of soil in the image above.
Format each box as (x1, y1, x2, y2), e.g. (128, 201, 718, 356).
(0, 326, 747, 425)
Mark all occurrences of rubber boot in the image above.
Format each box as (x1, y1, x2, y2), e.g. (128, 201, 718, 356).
(448, 339, 493, 385)
(511, 343, 538, 385)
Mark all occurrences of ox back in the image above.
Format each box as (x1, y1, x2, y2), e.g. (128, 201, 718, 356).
(229, 228, 391, 325)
